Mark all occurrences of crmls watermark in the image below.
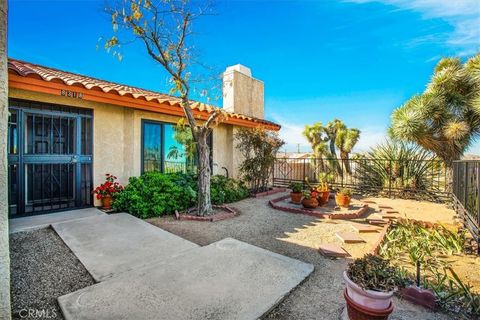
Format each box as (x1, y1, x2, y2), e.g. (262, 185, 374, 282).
(18, 308, 57, 319)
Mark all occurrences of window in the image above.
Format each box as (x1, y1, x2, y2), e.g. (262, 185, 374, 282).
(142, 121, 163, 172)
(141, 120, 212, 174)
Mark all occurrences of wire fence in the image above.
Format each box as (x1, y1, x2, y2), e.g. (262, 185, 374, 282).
(273, 157, 449, 201)
(452, 160, 480, 252)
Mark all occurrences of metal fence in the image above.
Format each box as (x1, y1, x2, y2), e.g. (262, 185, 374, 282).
(453, 160, 480, 251)
(273, 157, 449, 201)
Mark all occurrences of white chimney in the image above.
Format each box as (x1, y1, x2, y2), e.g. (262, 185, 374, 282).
(223, 64, 264, 119)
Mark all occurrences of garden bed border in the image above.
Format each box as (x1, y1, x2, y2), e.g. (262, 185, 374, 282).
(251, 187, 287, 198)
(175, 205, 238, 222)
(268, 195, 369, 219)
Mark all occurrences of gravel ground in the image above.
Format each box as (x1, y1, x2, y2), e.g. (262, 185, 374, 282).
(148, 193, 459, 320)
(10, 227, 95, 320)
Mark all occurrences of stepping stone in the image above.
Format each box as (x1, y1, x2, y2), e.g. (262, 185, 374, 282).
(58, 238, 314, 320)
(336, 232, 366, 243)
(319, 244, 350, 257)
(369, 219, 389, 225)
(52, 213, 199, 282)
(382, 214, 400, 220)
(350, 223, 380, 233)
(366, 213, 384, 221)
(381, 209, 399, 214)
(378, 205, 393, 209)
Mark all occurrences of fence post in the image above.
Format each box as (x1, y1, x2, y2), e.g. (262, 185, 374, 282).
(302, 158, 306, 189)
(389, 159, 392, 197)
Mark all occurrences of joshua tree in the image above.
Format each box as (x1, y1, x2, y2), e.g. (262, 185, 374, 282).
(335, 127, 360, 174)
(105, 0, 224, 215)
(323, 119, 345, 174)
(303, 122, 329, 170)
(389, 54, 480, 169)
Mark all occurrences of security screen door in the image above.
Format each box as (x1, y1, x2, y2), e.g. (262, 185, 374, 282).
(8, 100, 93, 217)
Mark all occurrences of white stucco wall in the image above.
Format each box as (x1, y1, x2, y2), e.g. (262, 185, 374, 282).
(8, 89, 247, 206)
(223, 67, 264, 120)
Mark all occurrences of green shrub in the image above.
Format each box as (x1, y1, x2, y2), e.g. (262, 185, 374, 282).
(113, 172, 249, 218)
(210, 175, 250, 205)
(113, 172, 197, 219)
(289, 182, 303, 193)
(355, 140, 443, 199)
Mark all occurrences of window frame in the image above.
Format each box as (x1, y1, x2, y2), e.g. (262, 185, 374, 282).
(141, 119, 166, 174)
(140, 119, 214, 174)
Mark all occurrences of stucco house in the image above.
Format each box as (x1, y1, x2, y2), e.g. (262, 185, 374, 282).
(7, 59, 280, 217)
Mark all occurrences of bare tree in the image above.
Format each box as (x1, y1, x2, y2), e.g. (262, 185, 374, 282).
(105, 0, 224, 215)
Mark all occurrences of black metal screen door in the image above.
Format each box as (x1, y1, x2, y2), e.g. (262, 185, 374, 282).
(8, 100, 93, 217)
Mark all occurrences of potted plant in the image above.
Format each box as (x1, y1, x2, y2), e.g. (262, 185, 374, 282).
(305, 177, 330, 206)
(301, 190, 318, 209)
(336, 188, 352, 208)
(92, 173, 124, 209)
(315, 181, 330, 206)
(289, 182, 303, 204)
(343, 254, 402, 319)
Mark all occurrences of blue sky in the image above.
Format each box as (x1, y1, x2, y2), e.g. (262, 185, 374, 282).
(7, 0, 480, 153)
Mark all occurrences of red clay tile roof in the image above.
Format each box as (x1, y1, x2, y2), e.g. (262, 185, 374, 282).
(8, 58, 280, 130)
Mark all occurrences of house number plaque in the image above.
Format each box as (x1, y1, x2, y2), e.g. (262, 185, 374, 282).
(60, 89, 84, 99)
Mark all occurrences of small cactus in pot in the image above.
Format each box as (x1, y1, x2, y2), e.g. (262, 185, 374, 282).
(335, 188, 352, 208)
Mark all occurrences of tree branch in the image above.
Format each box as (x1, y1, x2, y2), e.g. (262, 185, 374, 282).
(204, 109, 223, 128)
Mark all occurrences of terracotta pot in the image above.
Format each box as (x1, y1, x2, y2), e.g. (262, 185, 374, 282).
(336, 194, 351, 208)
(317, 191, 330, 206)
(302, 197, 319, 209)
(343, 272, 394, 310)
(102, 195, 113, 209)
(344, 288, 394, 320)
(290, 192, 302, 204)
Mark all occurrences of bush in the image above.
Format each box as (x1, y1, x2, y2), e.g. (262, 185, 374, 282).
(347, 254, 409, 292)
(113, 172, 249, 218)
(113, 172, 197, 219)
(235, 127, 285, 193)
(355, 140, 443, 199)
(210, 175, 250, 205)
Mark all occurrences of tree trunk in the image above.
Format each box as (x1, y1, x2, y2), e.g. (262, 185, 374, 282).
(341, 151, 351, 175)
(329, 137, 342, 175)
(0, 1, 11, 318)
(196, 130, 213, 216)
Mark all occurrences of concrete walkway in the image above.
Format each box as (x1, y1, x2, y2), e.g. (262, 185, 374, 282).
(59, 238, 314, 320)
(9, 208, 105, 234)
(52, 213, 199, 282)
(50, 212, 313, 319)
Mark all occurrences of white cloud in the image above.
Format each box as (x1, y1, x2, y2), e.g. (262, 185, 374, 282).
(346, 0, 480, 56)
(353, 126, 388, 152)
(270, 115, 311, 152)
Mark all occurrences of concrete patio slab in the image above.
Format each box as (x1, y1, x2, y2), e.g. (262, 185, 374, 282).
(52, 213, 198, 282)
(9, 208, 105, 234)
(58, 238, 314, 320)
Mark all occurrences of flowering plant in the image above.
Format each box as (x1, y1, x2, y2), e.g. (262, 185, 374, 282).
(92, 173, 124, 200)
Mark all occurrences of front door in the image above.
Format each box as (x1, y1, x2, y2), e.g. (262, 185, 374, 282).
(8, 99, 93, 217)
